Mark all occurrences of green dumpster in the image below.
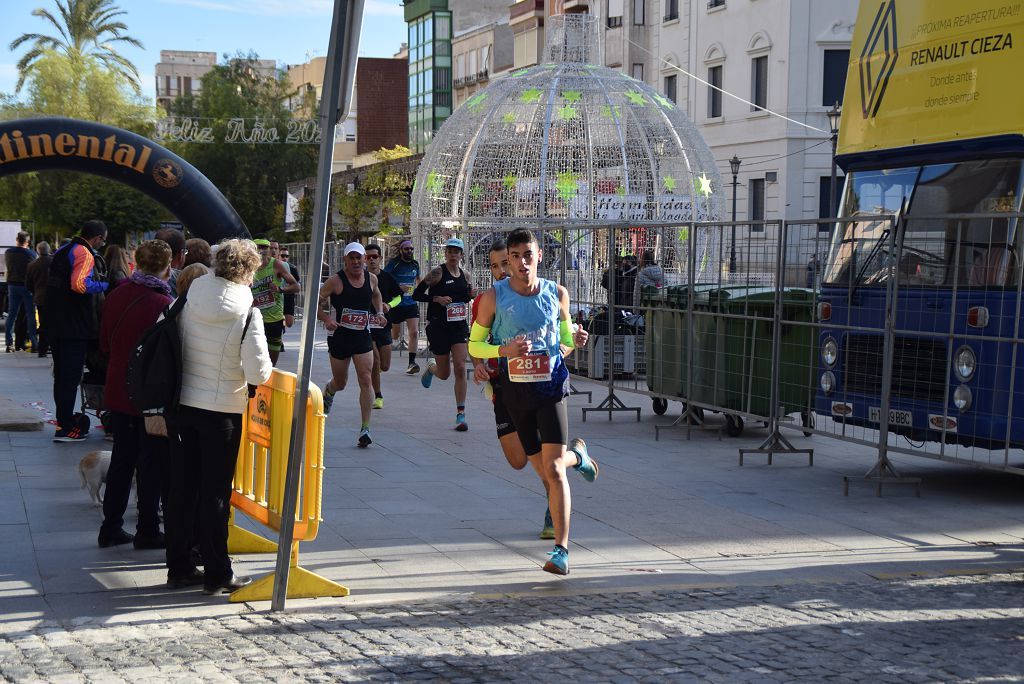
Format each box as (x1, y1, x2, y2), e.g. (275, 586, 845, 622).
(713, 287, 817, 433)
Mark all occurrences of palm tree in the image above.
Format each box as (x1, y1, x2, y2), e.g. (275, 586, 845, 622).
(9, 0, 144, 94)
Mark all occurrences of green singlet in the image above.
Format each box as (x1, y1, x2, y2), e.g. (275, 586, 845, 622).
(251, 260, 284, 323)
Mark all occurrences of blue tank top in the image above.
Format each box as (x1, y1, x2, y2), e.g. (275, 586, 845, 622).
(492, 278, 567, 398)
(384, 258, 420, 307)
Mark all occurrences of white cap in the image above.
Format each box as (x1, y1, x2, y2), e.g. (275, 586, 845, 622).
(344, 242, 365, 256)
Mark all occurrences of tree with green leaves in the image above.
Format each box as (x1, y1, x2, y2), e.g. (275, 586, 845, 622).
(168, 54, 317, 237)
(9, 0, 144, 95)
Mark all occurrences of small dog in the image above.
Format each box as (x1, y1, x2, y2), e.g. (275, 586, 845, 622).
(79, 450, 111, 505)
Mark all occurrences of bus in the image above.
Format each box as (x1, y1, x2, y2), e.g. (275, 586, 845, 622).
(814, 0, 1024, 457)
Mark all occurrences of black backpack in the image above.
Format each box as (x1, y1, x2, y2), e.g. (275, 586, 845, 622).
(126, 294, 187, 413)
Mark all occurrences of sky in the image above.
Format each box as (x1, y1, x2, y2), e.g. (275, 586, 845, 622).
(0, 0, 409, 100)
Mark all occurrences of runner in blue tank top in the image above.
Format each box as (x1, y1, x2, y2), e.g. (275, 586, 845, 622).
(469, 229, 600, 576)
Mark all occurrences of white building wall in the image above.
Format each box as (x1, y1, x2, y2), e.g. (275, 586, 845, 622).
(582, 0, 856, 224)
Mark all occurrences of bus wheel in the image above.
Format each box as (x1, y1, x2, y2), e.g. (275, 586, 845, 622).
(725, 415, 744, 437)
(801, 411, 815, 437)
(652, 398, 668, 415)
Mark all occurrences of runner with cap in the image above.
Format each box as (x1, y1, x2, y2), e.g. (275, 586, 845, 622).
(471, 239, 596, 540)
(383, 239, 421, 374)
(251, 238, 300, 366)
(317, 242, 383, 447)
(413, 237, 473, 431)
(364, 243, 403, 409)
(469, 228, 599, 575)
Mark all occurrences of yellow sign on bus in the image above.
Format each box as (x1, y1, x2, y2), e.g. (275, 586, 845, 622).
(839, 0, 1024, 157)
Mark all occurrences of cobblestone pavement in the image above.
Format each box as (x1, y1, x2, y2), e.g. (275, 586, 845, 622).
(2, 572, 1022, 683)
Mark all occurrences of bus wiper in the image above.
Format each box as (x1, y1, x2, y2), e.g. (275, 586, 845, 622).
(853, 225, 891, 284)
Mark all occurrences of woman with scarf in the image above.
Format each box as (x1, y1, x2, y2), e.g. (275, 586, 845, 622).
(97, 240, 174, 550)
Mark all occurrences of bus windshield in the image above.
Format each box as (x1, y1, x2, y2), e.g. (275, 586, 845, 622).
(823, 158, 1023, 287)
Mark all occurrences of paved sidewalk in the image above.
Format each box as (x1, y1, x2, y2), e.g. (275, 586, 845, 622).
(2, 325, 1024, 679)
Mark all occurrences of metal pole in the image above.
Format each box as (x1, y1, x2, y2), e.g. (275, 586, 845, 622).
(829, 134, 838, 221)
(271, 0, 363, 612)
(730, 173, 738, 273)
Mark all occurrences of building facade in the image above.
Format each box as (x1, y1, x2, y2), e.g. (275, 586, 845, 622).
(285, 56, 359, 173)
(155, 51, 217, 113)
(356, 58, 410, 155)
(518, 0, 856, 224)
(452, 21, 514, 109)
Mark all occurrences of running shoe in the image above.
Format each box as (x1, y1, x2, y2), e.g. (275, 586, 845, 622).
(405, 363, 420, 375)
(421, 363, 435, 388)
(373, 396, 384, 410)
(454, 412, 467, 431)
(358, 428, 372, 448)
(54, 427, 88, 442)
(322, 382, 335, 415)
(570, 438, 599, 483)
(540, 508, 555, 540)
(543, 546, 569, 575)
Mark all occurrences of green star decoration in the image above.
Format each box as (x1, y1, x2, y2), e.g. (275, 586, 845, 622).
(555, 172, 579, 202)
(470, 183, 484, 200)
(697, 173, 713, 197)
(678, 227, 689, 243)
(557, 104, 578, 120)
(600, 104, 620, 120)
(502, 111, 516, 124)
(662, 175, 677, 192)
(427, 171, 444, 194)
(466, 92, 488, 111)
(616, 184, 627, 196)
(503, 174, 518, 191)
(562, 90, 582, 102)
(625, 90, 646, 106)
(520, 88, 543, 104)
(653, 93, 675, 110)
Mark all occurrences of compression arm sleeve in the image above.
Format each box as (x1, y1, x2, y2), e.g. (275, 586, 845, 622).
(559, 319, 576, 349)
(468, 321, 501, 359)
(387, 294, 402, 308)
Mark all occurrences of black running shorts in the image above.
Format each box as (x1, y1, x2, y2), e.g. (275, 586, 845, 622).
(491, 383, 517, 439)
(388, 303, 419, 324)
(426, 320, 469, 356)
(370, 325, 392, 349)
(502, 393, 569, 456)
(327, 330, 373, 360)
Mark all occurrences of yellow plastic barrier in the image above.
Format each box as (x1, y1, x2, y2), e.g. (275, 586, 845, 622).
(226, 368, 348, 602)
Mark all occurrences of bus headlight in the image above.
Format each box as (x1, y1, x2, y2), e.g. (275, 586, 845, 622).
(953, 384, 972, 411)
(820, 371, 835, 395)
(954, 346, 976, 382)
(821, 337, 838, 367)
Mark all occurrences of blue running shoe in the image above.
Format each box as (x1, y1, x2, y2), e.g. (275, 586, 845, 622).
(543, 546, 569, 575)
(540, 508, 555, 540)
(421, 363, 435, 388)
(322, 382, 335, 415)
(454, 413, 468, 431)
(570, 438, 599, 482)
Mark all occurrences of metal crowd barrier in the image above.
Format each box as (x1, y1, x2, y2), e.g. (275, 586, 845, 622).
(226, 368, 346, 602)
(292, 213, 1024, 487)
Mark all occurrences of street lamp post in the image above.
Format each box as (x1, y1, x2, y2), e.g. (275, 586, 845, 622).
(729, 154, 741, 274)
(827, 101, 842, 221)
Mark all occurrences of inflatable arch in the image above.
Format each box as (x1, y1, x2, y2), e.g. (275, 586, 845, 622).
(0, 117, 249, 241)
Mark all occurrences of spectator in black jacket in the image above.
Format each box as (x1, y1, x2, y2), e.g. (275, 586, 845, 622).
(25, 241, 52, 357)
(4, 231, 37, 353)
(46, 220, 109, 442)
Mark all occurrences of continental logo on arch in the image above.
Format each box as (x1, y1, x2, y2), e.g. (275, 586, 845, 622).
(859, 0, 899, 119)
(0, 128, 153, 173)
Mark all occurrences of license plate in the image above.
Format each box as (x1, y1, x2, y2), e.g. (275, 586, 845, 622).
(868, 406, 913, 427)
